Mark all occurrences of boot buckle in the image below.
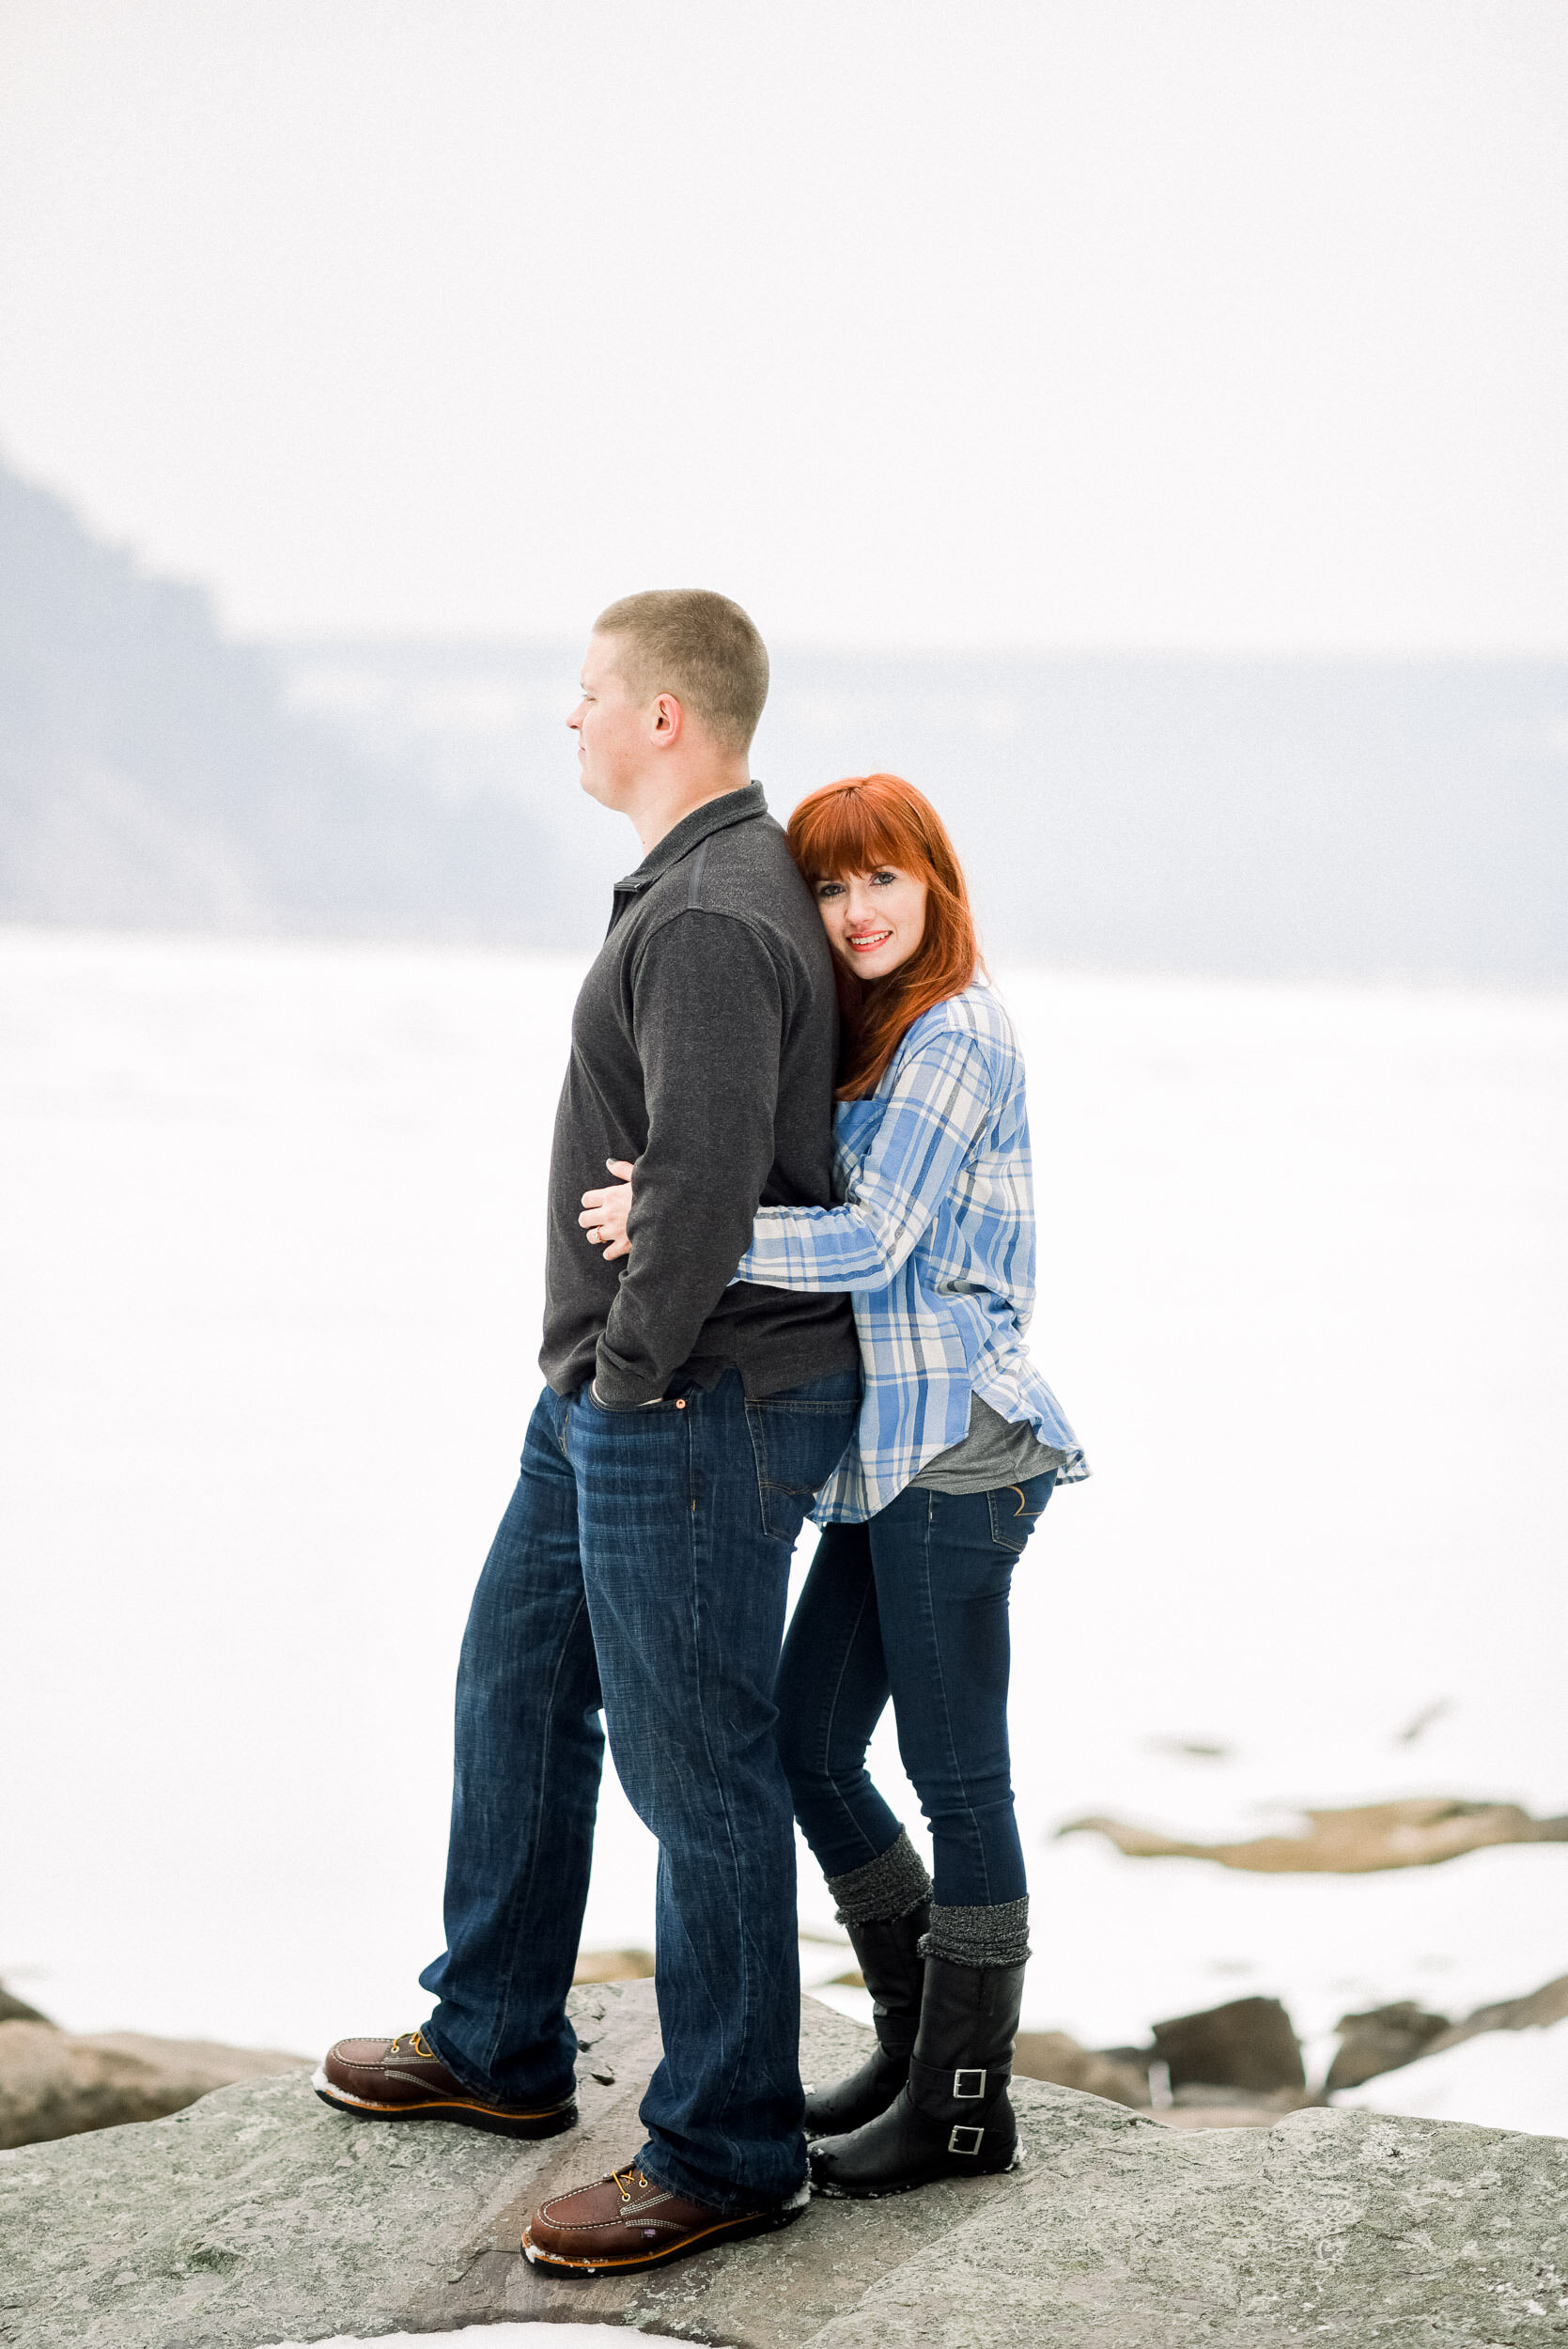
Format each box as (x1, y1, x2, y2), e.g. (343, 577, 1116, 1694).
(948, 2123, 986, 2155)
(953, 2067, 986, 2098)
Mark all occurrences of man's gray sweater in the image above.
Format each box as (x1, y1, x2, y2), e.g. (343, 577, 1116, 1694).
(540, 784, 859, 1408)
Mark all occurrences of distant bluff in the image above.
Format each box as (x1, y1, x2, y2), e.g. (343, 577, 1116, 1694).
(0, 457, 568, 945)
(6, 448, 1568, 977)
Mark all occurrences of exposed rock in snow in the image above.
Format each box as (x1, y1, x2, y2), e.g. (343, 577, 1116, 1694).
(1061, 1795, 1568, 1873)
(571, 1946, 656, 1984)
(4, 1981, 1566, 2349)
(1151, 1993, 1304, 2092)
(0, 1983, 51, 2028)
(1423, 1967, 1568, 2055)
(1324, 2000, 1451, 2092)
(1338, 2014, 1568, 2136)
(1324, 1970, 1568, 2096)
(1011, 2029, 1150, 2107)
(0, 2021, 309, 2149)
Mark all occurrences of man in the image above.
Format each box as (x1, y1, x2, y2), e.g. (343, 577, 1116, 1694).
(316, 590, 861, 2272)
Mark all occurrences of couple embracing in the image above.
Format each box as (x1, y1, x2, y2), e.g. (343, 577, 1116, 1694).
(315, 590, 1087, 2271)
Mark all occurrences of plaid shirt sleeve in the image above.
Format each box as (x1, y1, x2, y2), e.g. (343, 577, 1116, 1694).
(737, 1023, 993, 1292)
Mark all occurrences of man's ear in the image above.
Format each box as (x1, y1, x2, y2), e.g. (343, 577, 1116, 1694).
(652, 692, 683, 741)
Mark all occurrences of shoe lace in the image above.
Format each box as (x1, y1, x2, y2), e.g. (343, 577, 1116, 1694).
(612, 2164, 650, 2202)
(387, 2029, 434, 2059)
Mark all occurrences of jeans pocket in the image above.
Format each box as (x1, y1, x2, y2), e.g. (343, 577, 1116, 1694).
(986, 1473, 1055, 1554)
(746, 1397, 858, 1543)
(583, 1379, 685, 1416)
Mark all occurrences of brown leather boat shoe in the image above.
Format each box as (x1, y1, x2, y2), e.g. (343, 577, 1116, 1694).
(522, 2160, 810, 2273)
(313, 2029, 577, 2139)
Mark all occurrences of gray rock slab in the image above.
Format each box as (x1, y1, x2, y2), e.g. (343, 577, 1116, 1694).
(2, 1982, 1565, 2348)
(0, 2021, 313, 2148)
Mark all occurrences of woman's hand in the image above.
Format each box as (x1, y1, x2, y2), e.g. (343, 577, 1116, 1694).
(580, 1159, 635, 1260)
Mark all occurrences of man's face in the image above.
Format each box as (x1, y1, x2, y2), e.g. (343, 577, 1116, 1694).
(567, 634, 653, 812)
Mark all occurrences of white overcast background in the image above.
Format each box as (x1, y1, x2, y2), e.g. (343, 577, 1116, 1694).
(1, 0, 1565, 651)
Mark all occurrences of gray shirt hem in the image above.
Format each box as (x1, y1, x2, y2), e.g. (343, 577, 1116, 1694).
(909, 1392, 1069, 1495)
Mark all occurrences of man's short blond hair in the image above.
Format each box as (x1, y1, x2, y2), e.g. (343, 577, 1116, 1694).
(594, 589, 769, 754)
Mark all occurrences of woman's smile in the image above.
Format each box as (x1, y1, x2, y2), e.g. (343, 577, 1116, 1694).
(816, 865, 929, 980)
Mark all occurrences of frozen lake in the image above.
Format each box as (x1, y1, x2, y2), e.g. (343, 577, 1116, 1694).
(3, 928, 1565, 2117)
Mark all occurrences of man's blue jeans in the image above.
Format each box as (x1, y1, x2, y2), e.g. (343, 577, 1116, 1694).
(419, 1363, 860, 2211)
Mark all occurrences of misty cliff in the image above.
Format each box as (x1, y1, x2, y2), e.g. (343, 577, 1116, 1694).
(0, 459, 568, 942)
(5, 453, 1566, 975)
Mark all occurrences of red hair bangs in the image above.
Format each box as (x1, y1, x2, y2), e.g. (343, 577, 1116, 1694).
(786, 773, 980, 1099)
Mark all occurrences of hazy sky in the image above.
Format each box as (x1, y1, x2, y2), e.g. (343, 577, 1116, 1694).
(2, 1, 1565, 649)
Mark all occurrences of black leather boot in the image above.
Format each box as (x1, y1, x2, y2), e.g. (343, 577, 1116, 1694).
(808, 1954, 1026, 2198)
(801, 1902, 929, 2136)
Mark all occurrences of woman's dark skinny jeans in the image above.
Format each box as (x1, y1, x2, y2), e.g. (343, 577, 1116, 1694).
(777, 1471, 1055, 1908)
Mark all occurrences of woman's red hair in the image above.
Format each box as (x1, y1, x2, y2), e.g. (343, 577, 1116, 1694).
(786, 774, 980, 1099)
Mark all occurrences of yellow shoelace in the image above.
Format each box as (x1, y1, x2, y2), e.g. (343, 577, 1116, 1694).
(613, 2165, 650, 2202)
(387, 2029, 434, 2059)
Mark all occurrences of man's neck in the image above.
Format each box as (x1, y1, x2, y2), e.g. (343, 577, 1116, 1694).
(632, 768, 753, 856)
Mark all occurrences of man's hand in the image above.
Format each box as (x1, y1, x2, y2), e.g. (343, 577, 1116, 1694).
(580, 1159, 635, 1260)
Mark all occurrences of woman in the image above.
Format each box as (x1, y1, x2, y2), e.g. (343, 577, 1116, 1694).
(581, 772, 1087, 2199)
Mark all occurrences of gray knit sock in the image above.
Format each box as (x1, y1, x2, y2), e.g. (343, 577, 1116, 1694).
(921, 1896, 1031, 1968)
(826, 1829, 934, 1927)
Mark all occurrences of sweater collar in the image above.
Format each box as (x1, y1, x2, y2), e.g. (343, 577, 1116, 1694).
(614, 783, 768, 894)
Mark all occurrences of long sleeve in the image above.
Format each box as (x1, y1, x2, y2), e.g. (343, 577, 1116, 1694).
(594, 910, 784, 1405)
(736, 1020, 993, 1294)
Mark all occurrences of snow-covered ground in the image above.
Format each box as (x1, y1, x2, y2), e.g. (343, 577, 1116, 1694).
(3, 928, 1565, 2129)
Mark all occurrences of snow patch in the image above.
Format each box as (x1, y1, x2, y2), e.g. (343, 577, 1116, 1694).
(1337, 2016, 1568, 2137)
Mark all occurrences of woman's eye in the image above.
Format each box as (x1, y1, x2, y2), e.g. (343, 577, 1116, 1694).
(816, 881, 845, 899)
(871, 870, 896, 886)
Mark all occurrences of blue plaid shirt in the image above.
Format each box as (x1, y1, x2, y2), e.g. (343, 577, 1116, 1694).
(737, 982, 1088, 1522)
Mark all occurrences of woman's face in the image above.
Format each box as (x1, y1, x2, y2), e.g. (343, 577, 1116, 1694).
(814, 865, 929, 981)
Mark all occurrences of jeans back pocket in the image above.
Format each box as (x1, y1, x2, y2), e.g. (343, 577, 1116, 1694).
(745, 1392, 859, 1543)
(986, 1471, 1056, 1553)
